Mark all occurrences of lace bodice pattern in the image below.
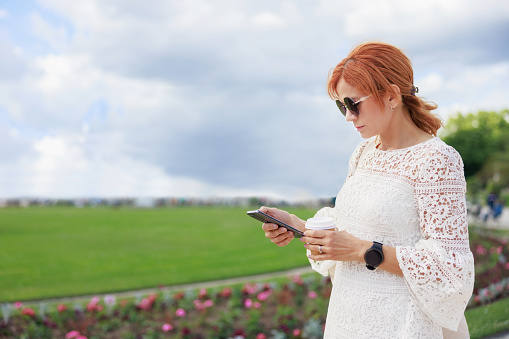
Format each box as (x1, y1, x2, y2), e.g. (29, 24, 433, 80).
(309, 137, 474, 338)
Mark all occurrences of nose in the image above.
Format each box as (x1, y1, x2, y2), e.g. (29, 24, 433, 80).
(344, 110, 357, 122)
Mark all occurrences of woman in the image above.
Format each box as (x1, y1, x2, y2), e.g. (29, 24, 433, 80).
(260, 42, 474, 338)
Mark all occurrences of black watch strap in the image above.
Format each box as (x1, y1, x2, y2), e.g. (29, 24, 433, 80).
(364, 241, 384, 271)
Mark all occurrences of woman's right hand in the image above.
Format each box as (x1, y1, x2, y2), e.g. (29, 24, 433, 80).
(259, 206, 297, 247)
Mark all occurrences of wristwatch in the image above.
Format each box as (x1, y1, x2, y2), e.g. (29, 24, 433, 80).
(364, 241, 384, 270)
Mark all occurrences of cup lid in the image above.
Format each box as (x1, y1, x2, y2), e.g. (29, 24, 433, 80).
(305, 217, 336, 229)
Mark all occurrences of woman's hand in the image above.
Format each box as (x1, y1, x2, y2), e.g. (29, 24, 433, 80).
(301, 229, 371, 262)
(259, 206, 304, 247)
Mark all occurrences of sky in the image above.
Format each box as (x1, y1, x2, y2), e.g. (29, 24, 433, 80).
(0, 0, 508, 201)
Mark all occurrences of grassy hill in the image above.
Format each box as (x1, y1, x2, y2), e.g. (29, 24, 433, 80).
(0, 206, 317, 302)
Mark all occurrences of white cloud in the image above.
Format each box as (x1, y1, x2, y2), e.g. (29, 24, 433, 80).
(0, 133, 283, 199)
(417, 62, 509, 120)
(252, 11, 284, 28)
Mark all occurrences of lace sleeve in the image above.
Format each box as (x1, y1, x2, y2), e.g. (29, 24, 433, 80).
(308, 207, 337, 280)
(396, 145, 475, 331)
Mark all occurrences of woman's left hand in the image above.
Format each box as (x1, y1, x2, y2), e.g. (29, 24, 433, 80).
(300, 230, 371, 262)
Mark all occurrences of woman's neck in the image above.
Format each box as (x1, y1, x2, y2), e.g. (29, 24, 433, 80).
(377, 109, 433, 151)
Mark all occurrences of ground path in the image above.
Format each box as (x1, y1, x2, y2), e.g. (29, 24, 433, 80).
(22, 266, 313, 307)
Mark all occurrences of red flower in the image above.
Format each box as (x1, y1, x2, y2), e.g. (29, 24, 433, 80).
(57, 304, 67, 312)
(173, 291, 184, 300)
(233, 328, 246, 337)
(220, 287, 233, 298)
(22, 307, 35, 318)
(256, 334, 267, 339)
(137, 294, 157, 311)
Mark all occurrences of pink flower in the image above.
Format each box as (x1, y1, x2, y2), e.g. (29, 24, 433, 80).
(162, 323, 173, 332)
(254, 301, 261, 309)
(204, 299, 213, 307)
(506, 262, 509, 269)
(243, 283, 258, 295)
(257, 290, 272, 301)
(138, 298, 151, 311)
(244, 298, 253, 308)
(193, 300, 204, 310)
(476, 245, 487, 255)
(21, 308, 35, 317)
(65, 331, 81, 339)
(308, 291, 318, 299)
(256, 334, 267, 339)
(77, 336, 88, 339)
(176, 308, 186, 317)
(293, 328, 302, 336)
(14, 302, 23, 309)
(497, 246, 503, 254)
(57, 304, 67, 312)
(198, 288, 208, 299)
(86, 296, 103, 312)
(292, 274, 304, 285)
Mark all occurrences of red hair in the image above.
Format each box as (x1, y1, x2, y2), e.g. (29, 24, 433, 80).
(327, 42, 442, 136)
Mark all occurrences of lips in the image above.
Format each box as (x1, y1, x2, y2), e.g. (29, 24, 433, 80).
(355, 125, 364, 131)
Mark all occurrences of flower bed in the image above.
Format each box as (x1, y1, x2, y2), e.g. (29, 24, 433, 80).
(468, 227, 509, 307)
(0, 274, 331, 339)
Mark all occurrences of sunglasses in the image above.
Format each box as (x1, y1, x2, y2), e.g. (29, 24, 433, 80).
(335, 95, 371, 117)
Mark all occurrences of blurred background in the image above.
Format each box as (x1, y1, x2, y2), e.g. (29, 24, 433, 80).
(0, 0, 508, 203)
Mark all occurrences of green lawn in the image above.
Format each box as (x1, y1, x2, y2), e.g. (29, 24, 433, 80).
(466, 297, 509, 339)
(0, 206, 317, 302)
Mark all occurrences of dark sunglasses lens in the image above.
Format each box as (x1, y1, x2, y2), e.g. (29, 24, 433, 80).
(336, 100, 347, 116)
(344, 97, 359, 116)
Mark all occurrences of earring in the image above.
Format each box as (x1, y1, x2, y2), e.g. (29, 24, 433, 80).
(390, 106, 395, 111)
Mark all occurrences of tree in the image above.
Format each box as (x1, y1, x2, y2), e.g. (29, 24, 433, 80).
(441, 109, 509, 198)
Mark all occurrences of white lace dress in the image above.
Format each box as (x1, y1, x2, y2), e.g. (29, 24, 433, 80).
(309, 137, 474, 339)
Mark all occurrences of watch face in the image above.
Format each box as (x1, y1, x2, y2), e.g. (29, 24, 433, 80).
(365, 249, 383, 266)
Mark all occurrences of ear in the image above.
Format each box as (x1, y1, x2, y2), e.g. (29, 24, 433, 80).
(387, 84, 402, 110)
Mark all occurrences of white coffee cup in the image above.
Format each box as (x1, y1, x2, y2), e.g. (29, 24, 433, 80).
(305, 217, 336, 230)
(305, 217, 336, 256)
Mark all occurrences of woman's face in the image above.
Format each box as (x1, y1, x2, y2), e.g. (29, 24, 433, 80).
(336, 78, 390, 139)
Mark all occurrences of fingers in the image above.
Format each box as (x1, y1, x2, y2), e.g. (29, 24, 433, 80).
(303, 242, 324, 253)
(303, 230, 328, 238)
(262, 223, 294, 246)
(261, 222, 278, 232)
(259, 206, 279, 217)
